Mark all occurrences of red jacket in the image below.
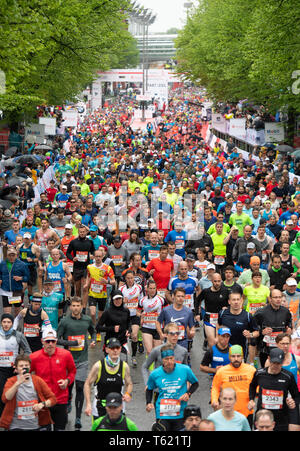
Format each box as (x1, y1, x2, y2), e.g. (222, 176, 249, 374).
(30, 348, 76, 405)
(0, 375, 57, 429)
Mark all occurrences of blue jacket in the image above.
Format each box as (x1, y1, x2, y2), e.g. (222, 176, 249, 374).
(0, 259, 30, 292)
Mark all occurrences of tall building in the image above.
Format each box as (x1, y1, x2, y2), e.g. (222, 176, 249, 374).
(135, 33, 177, 64)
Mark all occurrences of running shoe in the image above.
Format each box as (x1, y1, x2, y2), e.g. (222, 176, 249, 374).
(75, 418, 82, 430)
(67, 400, 72, 414)
(138, 341, 144, 354)
(132, 357, 137, 367)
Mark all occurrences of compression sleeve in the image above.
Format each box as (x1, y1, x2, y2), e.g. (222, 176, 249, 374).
(146, 388, 154, 404)
(188, 381, 199, 396)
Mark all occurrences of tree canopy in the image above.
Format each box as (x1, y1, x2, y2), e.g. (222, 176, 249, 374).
(175, 0, 300, 114)
(0, 0, 138, 122)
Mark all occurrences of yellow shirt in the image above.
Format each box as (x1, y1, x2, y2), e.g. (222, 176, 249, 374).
(88, 263, 114, 299)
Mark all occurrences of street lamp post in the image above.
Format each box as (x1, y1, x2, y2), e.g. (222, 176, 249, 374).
(127, 2, 156, 121)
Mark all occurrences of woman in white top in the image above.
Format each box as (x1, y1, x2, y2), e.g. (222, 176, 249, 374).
(139, 280, 164, 356)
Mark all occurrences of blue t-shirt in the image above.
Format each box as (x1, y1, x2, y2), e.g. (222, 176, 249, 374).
(207, 409, 251, 431)
(4, 230, 24, 245)
(157, 305, 194, 346)
(168, 277, 198, 309)
(164, 230, 187, 259)
(147, 363, 198, 420)
(21, 226, 38, 239)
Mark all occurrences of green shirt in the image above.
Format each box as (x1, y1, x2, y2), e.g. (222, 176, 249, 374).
(229, 212, 253, 237)
(79, 183, 90, 197)
(207, 222, 231, 235)
(57, 314, 96, 364)
(92, 414, 138, 431)
(211, 231, 228, 257)
(57, 164, 73, 175)
(243, 284, 270, 314)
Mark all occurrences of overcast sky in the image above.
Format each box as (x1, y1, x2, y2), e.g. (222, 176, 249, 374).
(138, 0, 196, 33)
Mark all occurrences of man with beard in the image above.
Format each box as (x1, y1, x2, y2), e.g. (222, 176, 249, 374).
(211, 345, 256, 428)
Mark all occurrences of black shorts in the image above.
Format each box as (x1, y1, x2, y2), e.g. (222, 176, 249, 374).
(288, 405, 300, 426)
(130, 315, 141, 327)
(28, 265, 37, 286)
(141, 327, 160, 340)
(152, 418, 184, 432)
(42, 404, 68, 431)
(2, 291, 23, 308)
(73, 267, 87, 282)
(88, 296, 107, 311)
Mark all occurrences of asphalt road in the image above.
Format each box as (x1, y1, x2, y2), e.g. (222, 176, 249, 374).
(66, 325, 213, 431)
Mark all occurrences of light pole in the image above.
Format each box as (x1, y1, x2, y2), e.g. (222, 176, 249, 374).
(184, 1, 193, 20)
(127, 2, 156, 121)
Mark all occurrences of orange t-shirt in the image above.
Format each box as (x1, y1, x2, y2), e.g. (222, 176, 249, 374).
(211, 363, 256, 417)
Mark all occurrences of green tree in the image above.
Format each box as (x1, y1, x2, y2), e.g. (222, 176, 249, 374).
(0, 0, 137, 122)
(175, 0, 300, 115)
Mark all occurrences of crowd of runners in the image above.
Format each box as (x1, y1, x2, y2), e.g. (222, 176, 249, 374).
(0, 87, 299, 431)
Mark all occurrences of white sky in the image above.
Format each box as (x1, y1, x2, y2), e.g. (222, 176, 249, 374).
(138, 0, 196, 33)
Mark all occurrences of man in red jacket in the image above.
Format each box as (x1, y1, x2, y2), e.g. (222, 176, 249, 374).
(30, 328, 76, 431)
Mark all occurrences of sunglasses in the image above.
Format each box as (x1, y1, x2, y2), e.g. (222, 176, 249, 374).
(168, 332, 179, 336)
(45, 340, 57, 343)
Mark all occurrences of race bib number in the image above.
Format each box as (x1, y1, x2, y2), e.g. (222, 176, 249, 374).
(149, 250, 160, 260)
(112, 255, 123, 265)
(52, 280, 61, 293)
(68, 335, 85, 351)
(77, 251, 88, 262)
(91, 279, 103, 293)
(126, 297, 139, 310)
(177, 324, 185, 340)
(0, 351, 14, 367)
(24, 323, 40, 338)
(17, 400, 38, 420)
(175, 239, 184, 250)
(8, 295, 22, 305)
(214, 255, 225, 266)
(262, 389, 283, 410)
(263, 332, 281, 347)
(209, 313, 218, 327)
(184, 294, 192, 309)
(160, 399, 181, 417)
(157, 290, 166, 298)
(249, 303, 265, 315)
(66, 261, 74, 272)
(143, 312, 158, 327)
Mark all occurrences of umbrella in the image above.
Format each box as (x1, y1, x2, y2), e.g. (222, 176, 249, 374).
(3, 158, 17, 167)
(261, 142, 276, 149)
(276, 144, 294, 153)
(0, 199, 13, 209)
(14, 155, 40, 165)
(35, 144, 53, 151)
(291, 150, 300, 160)
(5, 147, 18, 157)
(7, 176, 24, 187)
